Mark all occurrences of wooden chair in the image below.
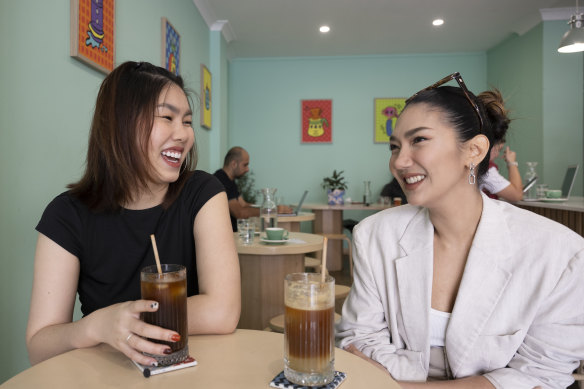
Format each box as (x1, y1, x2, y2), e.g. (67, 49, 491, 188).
(265, 233, 354, 333)
(574, 360, 584, 388)
(304, 233, 353, 279)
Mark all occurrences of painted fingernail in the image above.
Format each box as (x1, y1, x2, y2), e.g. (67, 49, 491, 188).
(171, 334, 181, 342)
(163, 348, 172, 355)
(150, 302, 159, 309)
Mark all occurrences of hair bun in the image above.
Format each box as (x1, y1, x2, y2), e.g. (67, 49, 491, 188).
(477, 88, 511, 143)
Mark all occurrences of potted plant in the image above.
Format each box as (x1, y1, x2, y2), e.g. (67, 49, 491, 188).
(236, 170, 258, 204)
(321, 169, 348, 205)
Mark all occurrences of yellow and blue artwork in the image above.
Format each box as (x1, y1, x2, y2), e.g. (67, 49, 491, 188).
(374, 98, 406, 143)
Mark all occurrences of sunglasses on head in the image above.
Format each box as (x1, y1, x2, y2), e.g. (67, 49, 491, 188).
(405, 72, 484, 133)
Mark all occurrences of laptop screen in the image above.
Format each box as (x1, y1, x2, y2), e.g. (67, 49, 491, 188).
(279, 190, 308, 216)
(561, 165, 579, 199)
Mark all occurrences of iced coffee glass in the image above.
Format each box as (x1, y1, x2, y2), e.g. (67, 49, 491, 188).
(284, 272, 335, 386)
(140, 264, 189, 366)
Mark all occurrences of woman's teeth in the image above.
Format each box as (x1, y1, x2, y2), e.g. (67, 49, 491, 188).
(162, 150, 181, 161)
(405, 175, 425, 184)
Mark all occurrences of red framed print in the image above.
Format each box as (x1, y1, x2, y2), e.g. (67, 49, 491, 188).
(301, 99, 332, 144)
(161, 17, 180, 76)
(70, 0, 115, 74)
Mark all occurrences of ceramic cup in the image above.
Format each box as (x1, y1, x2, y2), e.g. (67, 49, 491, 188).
(265, 227, 289, 240)
(545, 189, 562, 198)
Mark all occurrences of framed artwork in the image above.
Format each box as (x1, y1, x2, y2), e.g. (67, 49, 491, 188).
(161, 17, 180, 76)
(301, 99, 332, 144)
(70, 0, 115, 74)
(374, 98, 406, 143)
(200, 64, 212, 129)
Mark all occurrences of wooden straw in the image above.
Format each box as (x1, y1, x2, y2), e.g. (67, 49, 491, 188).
(321, 237, 328, 283)
(150, 234, 163, 275)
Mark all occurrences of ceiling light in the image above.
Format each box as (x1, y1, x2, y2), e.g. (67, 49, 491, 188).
(319, 25, 330, 33)
(432, 19, 444, 26)
(558, 0, 584, 53)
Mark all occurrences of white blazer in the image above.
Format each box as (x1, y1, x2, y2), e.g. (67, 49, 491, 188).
(336, 193, 584, 388)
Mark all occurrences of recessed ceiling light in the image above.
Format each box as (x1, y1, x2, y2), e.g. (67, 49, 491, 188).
(433, 19, 444, 26)
(319, 25, 330, 33)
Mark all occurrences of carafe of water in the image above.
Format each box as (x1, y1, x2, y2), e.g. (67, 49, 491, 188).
(260, 188, 278, 232)
(363, 181, 372, 206)
(524, 162, 538, 200)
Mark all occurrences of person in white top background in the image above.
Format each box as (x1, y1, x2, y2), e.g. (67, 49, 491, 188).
(477, 90, 524, 202)
(336, 72, 584, 388)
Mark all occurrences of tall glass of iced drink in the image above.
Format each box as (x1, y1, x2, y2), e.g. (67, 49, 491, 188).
(284, 272, 335, 386)
(140, 264, 188, 366)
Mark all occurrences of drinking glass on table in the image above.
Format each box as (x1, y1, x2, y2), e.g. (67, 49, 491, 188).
(284, 272, 335, 386)
(140, 264, 189, 366)
(240, 219, 255, 244)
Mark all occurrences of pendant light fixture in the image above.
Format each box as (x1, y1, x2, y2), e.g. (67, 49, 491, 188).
(558, 0, 584, 53)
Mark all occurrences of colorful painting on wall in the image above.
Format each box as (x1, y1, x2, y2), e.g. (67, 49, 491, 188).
(162, 18, 180, 76)
(200, 64, 212, 129)
(70, 0, 115, 74)
(374, 98, 406, 143)
(301, 99, 332, 144)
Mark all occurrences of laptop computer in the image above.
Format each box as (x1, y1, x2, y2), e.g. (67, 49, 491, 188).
(558, 164, 579, 200)
(278, 190, 308, 217)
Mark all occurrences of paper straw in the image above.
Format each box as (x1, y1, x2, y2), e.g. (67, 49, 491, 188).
(150, 234, 163, 275)
(321, 237, 328, 283)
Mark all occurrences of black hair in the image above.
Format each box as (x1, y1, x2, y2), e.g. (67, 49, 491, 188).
(405, 85, 510, 181)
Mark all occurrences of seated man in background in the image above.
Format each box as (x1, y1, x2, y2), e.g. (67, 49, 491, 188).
(214, 147, 291, 231)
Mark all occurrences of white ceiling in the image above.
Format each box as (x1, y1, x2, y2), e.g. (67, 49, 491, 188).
(193, 0, 577, 58)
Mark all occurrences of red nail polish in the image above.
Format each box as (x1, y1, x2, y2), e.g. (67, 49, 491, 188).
(163, 348, 172, 355)
(171, 334, 181, 342)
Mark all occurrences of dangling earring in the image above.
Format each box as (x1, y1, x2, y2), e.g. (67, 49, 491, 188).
(180, 154, 190, 175)
(468, 163, 476, 185)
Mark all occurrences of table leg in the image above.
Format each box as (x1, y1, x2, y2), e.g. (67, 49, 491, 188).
(237, 253, 304, 330)
(313, 210, 343, 271)
(277, 221, 300, 232)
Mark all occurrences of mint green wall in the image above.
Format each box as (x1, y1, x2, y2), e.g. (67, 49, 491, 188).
(0, 0, 212, 382)
(487, 24, 544, 184)
(487, 21, 583, 195)
(227, 54, 487, 208)
(543, 21, 584, 194)
(209, 31, 231, 170)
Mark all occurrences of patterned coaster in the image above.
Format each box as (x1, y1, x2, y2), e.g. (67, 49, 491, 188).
(132, 355, 197, 378)
(269, 371, 347, 389)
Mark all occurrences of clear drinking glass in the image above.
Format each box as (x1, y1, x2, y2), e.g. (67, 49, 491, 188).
(524, 162, 538, 200)
(240, 219, 255, 244)
(237, 218, 246, 239)
(284, 273, 335, 386)
(140, 264, 189, 366)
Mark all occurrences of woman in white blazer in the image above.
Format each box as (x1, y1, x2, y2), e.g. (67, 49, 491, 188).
(336, 73, 584, 388)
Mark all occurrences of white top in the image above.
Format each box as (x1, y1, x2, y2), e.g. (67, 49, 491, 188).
(429, 309, 451, 380)
(429, 308, 450, 347)
(480, 165, 510, 195)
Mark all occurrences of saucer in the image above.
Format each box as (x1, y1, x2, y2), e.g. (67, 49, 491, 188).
(260, 237, 289, 244)
(540, 198, 567, 203)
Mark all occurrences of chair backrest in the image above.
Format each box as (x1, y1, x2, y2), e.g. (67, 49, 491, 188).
(320, 233, 353, 279)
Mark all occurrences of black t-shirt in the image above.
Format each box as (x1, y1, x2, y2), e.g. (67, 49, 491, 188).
(35, 171, 224, 316)
(213, 169, 239, 231)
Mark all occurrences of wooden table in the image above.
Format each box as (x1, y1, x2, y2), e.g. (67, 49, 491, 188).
(1, 330, 399, 388)
(276, 212, 315, 232)
(302, 203, 392, 270)
(515, 196, 584, 236)
(235, 232, 324, 330)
